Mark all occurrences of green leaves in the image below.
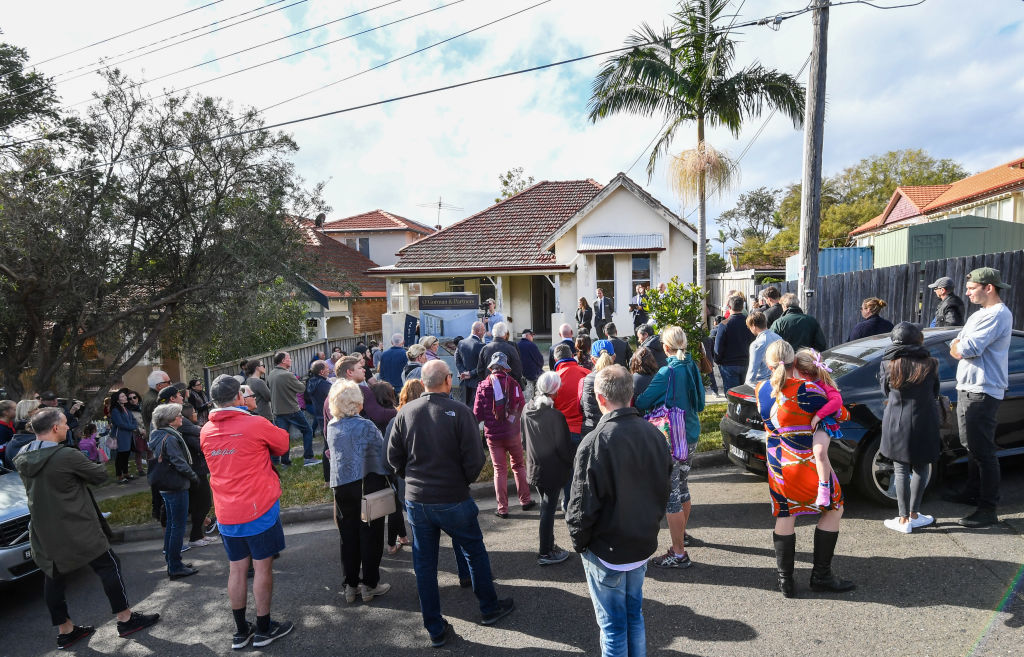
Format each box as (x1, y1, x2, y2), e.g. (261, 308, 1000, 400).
(642, 276, 709, 361)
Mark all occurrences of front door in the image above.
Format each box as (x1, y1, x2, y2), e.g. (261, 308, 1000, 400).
(531, 276, 555, 334)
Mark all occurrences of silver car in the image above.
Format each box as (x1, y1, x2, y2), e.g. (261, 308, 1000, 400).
(0, 467, 38, 582)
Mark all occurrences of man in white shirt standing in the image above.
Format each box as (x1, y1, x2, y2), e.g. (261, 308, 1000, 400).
(948, 267, 1013, 528)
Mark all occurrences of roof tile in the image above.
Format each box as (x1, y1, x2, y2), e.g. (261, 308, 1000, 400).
(295, 218, 385, 296)
(322, 209, 436, 236)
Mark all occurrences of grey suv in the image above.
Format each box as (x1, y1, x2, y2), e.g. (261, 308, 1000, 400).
(0, 466, 38, 582)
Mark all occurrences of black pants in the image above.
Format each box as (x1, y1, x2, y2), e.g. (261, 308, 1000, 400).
(114, 450, 131, 478)
(44, 550, 130, 626)
(387, 498, 407, 546)
(188, 475, 213, 542)
(957, 391, 1002, 508)
(537, 486, 560, 556)
(334, 474, 386, 589)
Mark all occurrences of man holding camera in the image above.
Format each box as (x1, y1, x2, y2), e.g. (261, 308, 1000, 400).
(201, 376, 294, 649)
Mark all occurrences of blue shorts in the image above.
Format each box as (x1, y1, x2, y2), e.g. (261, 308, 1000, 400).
(220, 518, 286, 562)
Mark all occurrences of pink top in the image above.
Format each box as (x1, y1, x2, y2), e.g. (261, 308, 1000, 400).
(812, 379, 843, 419)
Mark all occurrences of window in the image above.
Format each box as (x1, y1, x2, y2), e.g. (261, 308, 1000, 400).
(1000, 197, 1014, 221)
(596, 254, 615, 298)
(448, 279, 465, 292)
(631, 254, 651, 290)
(345, 237, 370, 257)
(479, 279, 496, 303)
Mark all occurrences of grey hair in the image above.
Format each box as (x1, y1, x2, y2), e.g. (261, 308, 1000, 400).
(310, 360, 329, 376)
(391, 333, 404, 346)
(27, 407, 64, 435)
(594, 365, 633, 407)
(781, 293, 799, 308)
(529, 371, 561, 408)
(147, 370, 169, 389)
(421, 359, 450, 390)
(152, 403, 183, 428)
(492, 322, 509, 339)
(553, 343, 573, 361)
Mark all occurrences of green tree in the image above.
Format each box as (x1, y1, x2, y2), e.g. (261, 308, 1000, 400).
(495, 166, 535, 203)
(0, 70, 328, 422)
(0, 41, 59, 137)
(706, 251, 729, 274)
(587, 0, 805, 289)
(642, 276, 708, 362)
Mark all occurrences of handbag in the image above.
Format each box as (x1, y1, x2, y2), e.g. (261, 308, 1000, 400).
(645, 367, 689, 461)
(360, 478, 397, 523)
(937, 394, 954, 430)
(698, 343, 714, 374)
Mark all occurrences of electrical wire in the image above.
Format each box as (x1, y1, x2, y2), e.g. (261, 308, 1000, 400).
(0, 1, 226, 80)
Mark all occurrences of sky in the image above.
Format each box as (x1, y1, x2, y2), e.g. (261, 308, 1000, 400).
(3, 0, 1023, 242)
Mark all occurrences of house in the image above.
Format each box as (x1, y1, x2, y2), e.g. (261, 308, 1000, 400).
(368, 173, 698, 341)
(297, 219, 387, 338)
(320, 209, 436, 266)
(850, 156, 1024, 246)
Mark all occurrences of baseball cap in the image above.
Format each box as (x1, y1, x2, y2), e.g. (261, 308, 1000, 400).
(966, 267, 1010, 290)
(210, 375, 241, 405)
(521, 328, 534, 337)
(158, 386, 182, 402)
(927, 276, 954, 290)
(40, 391, 58, 401)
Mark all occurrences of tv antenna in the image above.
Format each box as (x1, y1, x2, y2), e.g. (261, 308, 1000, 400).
(417, 196, 462, 230)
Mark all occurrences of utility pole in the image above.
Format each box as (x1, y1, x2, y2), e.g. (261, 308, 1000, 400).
(798, 0, 829, 308)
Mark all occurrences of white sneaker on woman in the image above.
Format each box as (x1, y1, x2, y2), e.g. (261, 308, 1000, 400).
(910, 514, 934, 529)
(884, 517, 912, 534)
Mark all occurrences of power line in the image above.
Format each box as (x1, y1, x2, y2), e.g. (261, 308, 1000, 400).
(65, 0, 468, 109)
(0, 0, 313, 106)
(0, 1, 227, 80)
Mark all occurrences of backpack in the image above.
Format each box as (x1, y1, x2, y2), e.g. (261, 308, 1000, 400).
(302, 376, 315, 408)
(489, 371, 524, 423)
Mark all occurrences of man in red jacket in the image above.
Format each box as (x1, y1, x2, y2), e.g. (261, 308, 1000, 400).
(201, 376, 293, 650)
(552, 343, 588, 510)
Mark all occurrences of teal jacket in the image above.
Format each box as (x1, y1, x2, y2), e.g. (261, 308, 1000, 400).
(635, 355, 705, 444)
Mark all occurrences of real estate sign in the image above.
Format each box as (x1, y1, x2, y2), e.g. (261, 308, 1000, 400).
(418, 294, 480, 339)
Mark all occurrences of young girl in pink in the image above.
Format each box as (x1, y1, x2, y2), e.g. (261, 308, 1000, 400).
(798, 349, 844, 507)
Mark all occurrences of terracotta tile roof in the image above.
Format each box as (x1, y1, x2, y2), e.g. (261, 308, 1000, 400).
(900, 185, 951, 208)
(322, 209, 436, 236)
(849, 212, 886, 236)
(376, 179, 604, 272)
(295, 218, 386, 297)
(922, 157, 1024, 213)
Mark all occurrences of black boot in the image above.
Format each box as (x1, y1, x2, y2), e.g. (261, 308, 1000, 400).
(809, 528, 855, 592)
(772, 532, 796, 598)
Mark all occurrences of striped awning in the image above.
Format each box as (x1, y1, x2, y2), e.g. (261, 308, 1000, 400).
(577, 233, 665, 253)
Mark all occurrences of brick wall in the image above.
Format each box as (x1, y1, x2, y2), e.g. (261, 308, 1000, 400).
(353, 298, 386, 333)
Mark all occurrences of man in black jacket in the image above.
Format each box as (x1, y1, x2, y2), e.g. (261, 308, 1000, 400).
(761, 286, 784, 327)
(566, 365, 671, 657)
(477, 322, 523, 384)
(456, 321, 486, 403)
(548, 324, 577, 371)
(714, 296, 755, 391)
(928, 276, 965, 327)
(636, 324, 667, 369)
(604, 323, 633, 368)
(387, 360, 514, 648)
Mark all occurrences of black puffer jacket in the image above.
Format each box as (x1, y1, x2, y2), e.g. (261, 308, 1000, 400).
(521, 402, 574, 491)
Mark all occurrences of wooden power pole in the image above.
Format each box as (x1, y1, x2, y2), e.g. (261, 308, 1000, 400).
(798, 0, 830, 308)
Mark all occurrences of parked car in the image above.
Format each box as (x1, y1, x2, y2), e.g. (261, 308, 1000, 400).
(0, 464, 38, 583)
(720, 328, 1024, 505)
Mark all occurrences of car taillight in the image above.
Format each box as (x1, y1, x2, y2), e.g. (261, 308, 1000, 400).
(728, 391, 755, 401)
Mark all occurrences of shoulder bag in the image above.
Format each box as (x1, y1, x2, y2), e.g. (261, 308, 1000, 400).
(360, 477, 397, 523)
(645, 368, 689, 461)
(697, 343, 714, 374)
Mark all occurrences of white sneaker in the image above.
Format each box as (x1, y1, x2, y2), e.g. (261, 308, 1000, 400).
(344, 585, 359, 604)
(360, 582, 390, 602)
(910, 514, 934, 529)
(884, 517, 912, 534)
(188, 537, 218, 548)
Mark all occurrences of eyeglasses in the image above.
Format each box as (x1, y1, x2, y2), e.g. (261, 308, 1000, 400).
(244, 394, 255, 399)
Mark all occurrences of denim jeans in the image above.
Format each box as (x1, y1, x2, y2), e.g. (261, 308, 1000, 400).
(274, 410, 313, 462)
(404, 497, 499, 637)
(581, 549, 648, 657)
(562, 432, 582, 511)
(957, 391, 1002, 508)
(718, 364, 746, 392)
(309, 411, 324, 439)
(160, 489, 190, 573)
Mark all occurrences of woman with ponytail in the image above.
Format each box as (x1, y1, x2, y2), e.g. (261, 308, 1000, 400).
(636, 325, 705, 569)
(848, 297, 894, 341)
(756, 340, 855, 598)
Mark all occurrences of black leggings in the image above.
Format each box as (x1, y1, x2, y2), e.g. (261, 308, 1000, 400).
(44, 550, 130, 626)
(114, 450, 131, 478)
(188, 475, 212, 542)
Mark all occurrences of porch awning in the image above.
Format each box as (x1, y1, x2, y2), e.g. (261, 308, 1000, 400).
(577, 233, 665, 253)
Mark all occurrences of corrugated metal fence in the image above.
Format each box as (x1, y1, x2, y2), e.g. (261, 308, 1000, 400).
(203, 332, 383, 387)
(754, 248, 1024, 349)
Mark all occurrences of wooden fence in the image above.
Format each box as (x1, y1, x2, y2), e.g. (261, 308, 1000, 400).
(707, 269, 784, 315)
(754, 248, 1024, 349)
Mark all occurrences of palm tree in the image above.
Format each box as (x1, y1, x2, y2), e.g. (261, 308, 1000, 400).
(587, 0, 805, 291)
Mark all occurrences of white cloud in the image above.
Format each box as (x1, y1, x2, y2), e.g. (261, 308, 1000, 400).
(3, 0, 1022, 237)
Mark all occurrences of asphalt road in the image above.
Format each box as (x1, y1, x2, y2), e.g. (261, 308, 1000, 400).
(2, 463, 1022, 657)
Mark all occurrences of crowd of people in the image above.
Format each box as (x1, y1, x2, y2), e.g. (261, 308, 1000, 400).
(2, 266, 1014, 655)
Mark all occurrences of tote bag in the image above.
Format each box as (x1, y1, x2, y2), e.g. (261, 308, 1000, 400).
(645, 367, 688, 461)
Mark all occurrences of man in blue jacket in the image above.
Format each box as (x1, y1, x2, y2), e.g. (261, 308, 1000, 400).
(714, 296, 755, 391)
(378, 333, 408, 391)
(517, 329, 545, 401)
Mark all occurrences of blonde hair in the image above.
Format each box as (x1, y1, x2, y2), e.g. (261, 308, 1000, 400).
(794, 348, 838, 390)
(15, 399, 41, 424)
(767, 340, 796, 401)
(398, 379, 425, 408)
(862, 297, 887, 316)
(660, 325, 688, 359)
(406, 344, 426, 361)
(328, 379, 364, 418)
(593, 352, 615, 371)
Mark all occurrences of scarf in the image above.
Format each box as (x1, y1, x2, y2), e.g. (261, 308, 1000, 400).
(881, 343, 930, 362)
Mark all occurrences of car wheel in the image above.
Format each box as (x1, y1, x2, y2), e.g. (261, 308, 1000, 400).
(854, 434, 898, 507)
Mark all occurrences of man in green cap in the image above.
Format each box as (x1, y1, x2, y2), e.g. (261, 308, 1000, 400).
(947, 267, 1013, 528)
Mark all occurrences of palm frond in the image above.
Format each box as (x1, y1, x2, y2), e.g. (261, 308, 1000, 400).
(669, 143, 738, 202)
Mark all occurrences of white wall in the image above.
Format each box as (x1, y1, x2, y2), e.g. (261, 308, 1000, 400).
(328, 231, 412, 266)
